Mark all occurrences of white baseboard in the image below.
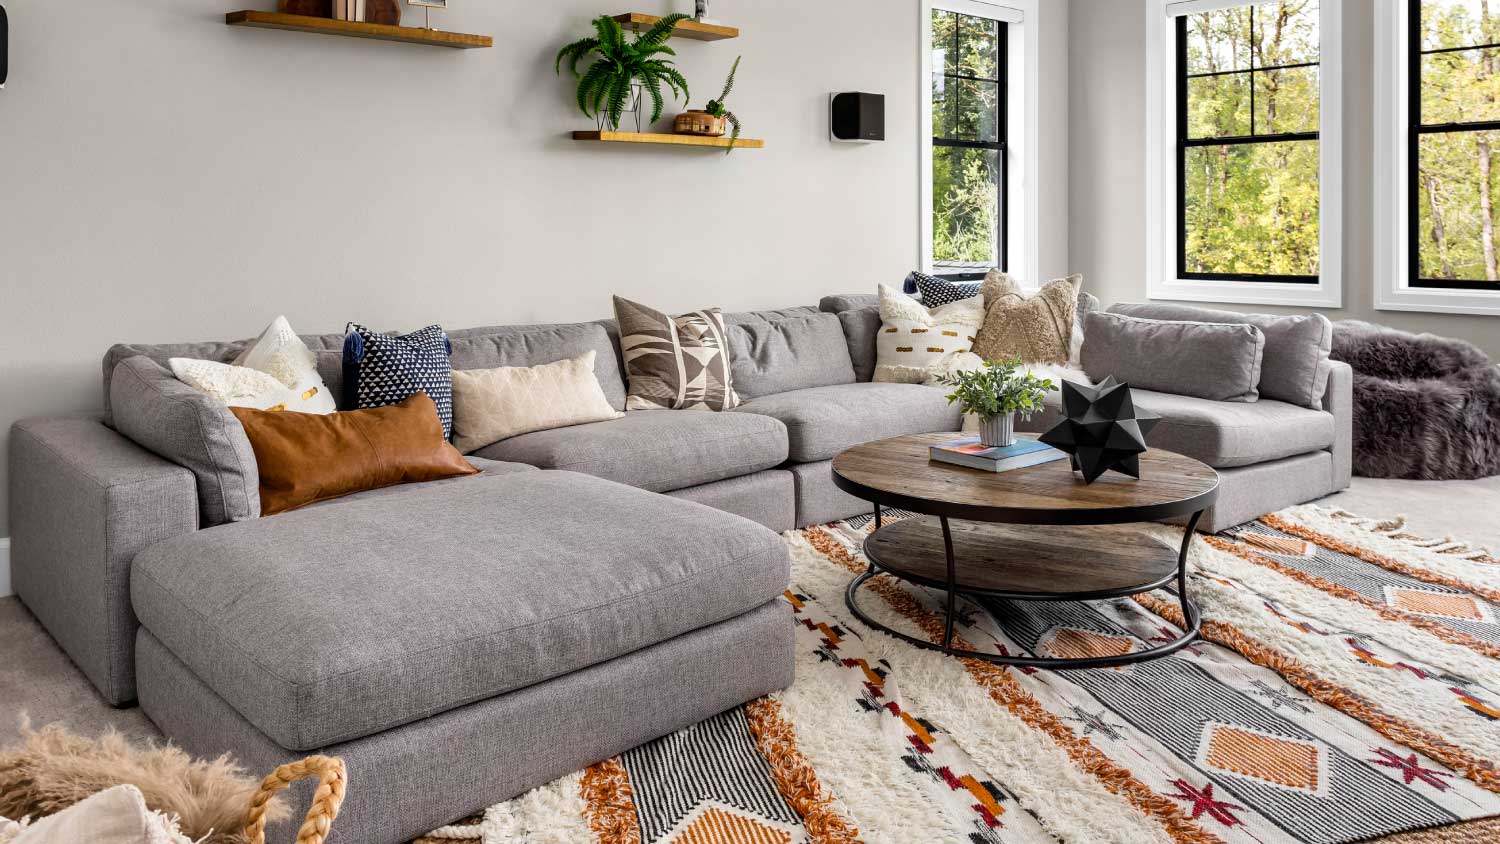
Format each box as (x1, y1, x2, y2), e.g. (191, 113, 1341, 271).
(0, 538, 10, 598)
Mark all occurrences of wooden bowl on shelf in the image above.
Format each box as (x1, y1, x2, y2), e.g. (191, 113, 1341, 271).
(674, 110, 727, 137)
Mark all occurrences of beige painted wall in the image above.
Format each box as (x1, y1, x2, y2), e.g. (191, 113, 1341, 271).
(1069, 0, 1499, 355)
(0, 0, 1070, 536)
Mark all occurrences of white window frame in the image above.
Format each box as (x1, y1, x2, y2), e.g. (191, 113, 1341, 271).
(1374, 0, 1500, 315)
(1145, 0, 1344, 308)
(920, 0, 1040, 287)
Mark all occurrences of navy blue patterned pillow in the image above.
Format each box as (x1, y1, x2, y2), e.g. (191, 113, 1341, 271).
(342, 324, 454, 439)
(904, 271, 983, 307)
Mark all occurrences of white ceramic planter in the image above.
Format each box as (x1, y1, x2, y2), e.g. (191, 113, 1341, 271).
(979, 413, 1017, 448)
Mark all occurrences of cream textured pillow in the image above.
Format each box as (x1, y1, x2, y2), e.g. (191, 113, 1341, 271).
(972, 271, 1081, 365)
(873, 283, 985, 384)
(233, 315, 338, 413)
(450, 350, 624, 453)
(169, 315, 336, 414)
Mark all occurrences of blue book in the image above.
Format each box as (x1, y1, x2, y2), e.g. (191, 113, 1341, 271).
(929, 437, 1068, 473)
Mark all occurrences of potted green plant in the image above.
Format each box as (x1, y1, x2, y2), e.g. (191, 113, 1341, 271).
(555, 14, 691, 132)
(937, 358, 1056, 448)
(675, 56, 744, 151)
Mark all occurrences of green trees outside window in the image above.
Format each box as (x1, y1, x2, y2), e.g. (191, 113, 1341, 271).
(931, 9, 1006, 275)
(1415, 0, 1500, 287)
(1178, 1, 1322, 282)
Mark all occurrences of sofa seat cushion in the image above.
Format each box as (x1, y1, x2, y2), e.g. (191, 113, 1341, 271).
(731, 383, 962, 463)
(1041, 388, 1335, 469)
(130, 470, 790, 751)
(473, 411, 788, 493)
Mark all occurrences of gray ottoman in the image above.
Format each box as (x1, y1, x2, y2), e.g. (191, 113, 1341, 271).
(131, 470, 793, 844)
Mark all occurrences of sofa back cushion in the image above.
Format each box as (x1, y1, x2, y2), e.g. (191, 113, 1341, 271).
(103, 334, 344, 427)
(1109, 303, 1331, 408)
(447, 322, 629, 412)
(726, 312, 856, 399)
(109, 356, 261, 526)
(103, 321, 632, 424)
(724, 305, 821, 326)
(1081, 312, 1267, 403)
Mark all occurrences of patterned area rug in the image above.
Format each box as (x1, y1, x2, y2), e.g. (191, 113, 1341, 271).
(418, 506, 1500, 844)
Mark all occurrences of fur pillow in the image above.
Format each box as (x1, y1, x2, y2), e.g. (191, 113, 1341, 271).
(873, 284, 985, 384)
(972, 271, 1082, 365)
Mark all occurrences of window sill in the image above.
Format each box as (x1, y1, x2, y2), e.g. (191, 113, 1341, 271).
(1148, 277, 1342, 309)
(1376, 285, 1500, 316)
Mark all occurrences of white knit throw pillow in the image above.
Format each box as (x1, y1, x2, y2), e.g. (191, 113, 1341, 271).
(171, 315, 336, 414)
(873, 283, 985, 384)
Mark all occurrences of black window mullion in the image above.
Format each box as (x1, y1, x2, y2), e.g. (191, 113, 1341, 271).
(1177, 14, 1189, 280)
(1408, 0, 1422, 288)
(999, 18, 1008, 270)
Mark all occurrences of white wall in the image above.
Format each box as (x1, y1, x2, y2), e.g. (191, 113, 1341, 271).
(1069, 0, 1500, 356)
(0, 0, 1070, 536)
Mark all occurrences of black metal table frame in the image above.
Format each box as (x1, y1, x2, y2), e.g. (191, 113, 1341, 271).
(833, 473, 1218, 671)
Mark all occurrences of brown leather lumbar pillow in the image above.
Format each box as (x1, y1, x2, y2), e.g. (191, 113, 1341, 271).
(231, 392, 478, 516)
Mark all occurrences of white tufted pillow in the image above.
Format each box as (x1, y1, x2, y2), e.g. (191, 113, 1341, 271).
(873, 283, 985, 384)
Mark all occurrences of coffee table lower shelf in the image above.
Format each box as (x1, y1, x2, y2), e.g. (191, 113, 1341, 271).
(845, 515, 1205, 670)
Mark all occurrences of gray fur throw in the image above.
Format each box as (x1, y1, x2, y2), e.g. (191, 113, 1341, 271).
(1331, 321, 1500, 480)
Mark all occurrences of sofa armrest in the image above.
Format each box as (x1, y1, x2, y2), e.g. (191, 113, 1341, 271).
(1323, 361, 1353, 491)
(9, 416, 199, 704)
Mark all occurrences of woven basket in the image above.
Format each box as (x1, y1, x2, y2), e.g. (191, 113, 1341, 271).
(245, 756, 347, 844)
(674, 110, 726, 136)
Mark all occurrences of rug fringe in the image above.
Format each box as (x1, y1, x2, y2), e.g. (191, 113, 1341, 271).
(1317, 507, 1496, 563)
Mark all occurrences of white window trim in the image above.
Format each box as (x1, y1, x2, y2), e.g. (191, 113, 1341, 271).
(1145, 0, 1344, 308)
(1374, 0, 1500, 315)
(920, 0, 1040, 287)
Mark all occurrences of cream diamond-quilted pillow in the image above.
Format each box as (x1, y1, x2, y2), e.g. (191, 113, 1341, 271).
(450, 350, 624, 453)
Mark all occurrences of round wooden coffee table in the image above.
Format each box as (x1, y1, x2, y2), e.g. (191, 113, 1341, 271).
(831, 433, 1220, 669)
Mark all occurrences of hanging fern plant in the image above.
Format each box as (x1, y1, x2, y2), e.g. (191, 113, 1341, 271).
(555, 14, 691, 131)
(703, 55, 744, 152)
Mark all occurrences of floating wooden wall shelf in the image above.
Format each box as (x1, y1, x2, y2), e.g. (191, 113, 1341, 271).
(224, 11, 493, 49)
(612, 13, 738, 42)
(572, 131, 764, 149)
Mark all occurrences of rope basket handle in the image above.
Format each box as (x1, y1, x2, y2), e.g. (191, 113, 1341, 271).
(245, 755, 348, 844)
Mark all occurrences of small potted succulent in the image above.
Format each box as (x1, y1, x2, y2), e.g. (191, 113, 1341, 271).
(674, 56, 744, 151)
(937, 358, 1055, 448)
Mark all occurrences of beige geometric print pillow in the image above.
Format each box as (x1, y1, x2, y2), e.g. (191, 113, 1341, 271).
(450, 351, 624, 453)
(614, 296, 740, 411)
(972, 271, 1082, 365)
(873, 283, 985, 384)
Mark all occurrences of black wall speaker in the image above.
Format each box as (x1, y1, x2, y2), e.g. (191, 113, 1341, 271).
(1, 5, 8, 89)
(830, 92, 884, 143)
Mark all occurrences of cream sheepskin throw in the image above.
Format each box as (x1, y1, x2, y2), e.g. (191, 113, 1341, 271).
(0, 724, 284, 844)
(973, 271, 1082, 366)
(873, 283, 985, 384)
(1, 785, 194, 844)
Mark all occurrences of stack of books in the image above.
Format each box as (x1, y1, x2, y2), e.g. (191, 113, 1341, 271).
(929, 437, 1069, 473)
(333, 1, 369, 21)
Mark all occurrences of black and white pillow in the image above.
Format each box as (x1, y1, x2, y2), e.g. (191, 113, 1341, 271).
(903, 271, 983, 307)
(343, 324, 454, 438)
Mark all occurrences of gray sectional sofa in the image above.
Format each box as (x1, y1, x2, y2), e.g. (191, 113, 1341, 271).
(7, 295, 1352, 842)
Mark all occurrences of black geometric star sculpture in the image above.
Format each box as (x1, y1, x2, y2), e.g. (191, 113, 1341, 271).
(1039, 377, 1162, 484)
